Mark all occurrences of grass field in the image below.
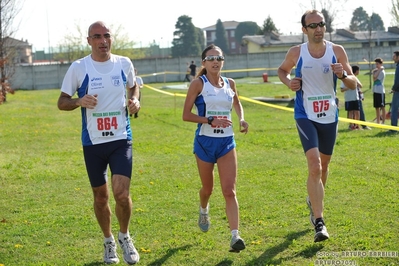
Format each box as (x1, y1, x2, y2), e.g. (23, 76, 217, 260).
(0, 72, 398, 266)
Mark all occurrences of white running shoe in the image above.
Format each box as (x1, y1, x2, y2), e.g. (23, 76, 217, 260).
(314, 220, 330, 242)
(118, 235, 140, 265)
(103, 240, 119, 264)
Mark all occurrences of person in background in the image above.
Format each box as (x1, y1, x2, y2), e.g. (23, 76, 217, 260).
(341, 65, 360, 130)
(133, 68, 144, 118)
(353, 65, 372, 130)
(57, 21, 140, 265)
(184, 62, 191, 82)
(189, 60, 197, 82)
(182, 44, 249, 252)
(372, 57, 386, 125)
(389, 50, 399, 132)
(277, 10, 357, 243)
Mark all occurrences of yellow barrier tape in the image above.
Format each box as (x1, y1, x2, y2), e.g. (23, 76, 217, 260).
(143, 84, 399, 131)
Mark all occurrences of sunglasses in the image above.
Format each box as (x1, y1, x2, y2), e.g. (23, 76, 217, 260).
(202, 55, 225, 62)
(305, 22, 326, 29)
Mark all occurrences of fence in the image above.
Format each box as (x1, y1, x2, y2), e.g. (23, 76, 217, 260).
(11, 46, 398, 90)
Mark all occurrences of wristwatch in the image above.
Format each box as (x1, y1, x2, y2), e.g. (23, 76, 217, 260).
(207, 116, 214, 125)
(338, 70, 347, 79)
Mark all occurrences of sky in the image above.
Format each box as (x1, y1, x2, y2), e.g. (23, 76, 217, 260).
(13, 0, 395, 52)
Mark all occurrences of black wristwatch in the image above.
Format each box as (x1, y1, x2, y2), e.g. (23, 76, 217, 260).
(207, 116, 214, 125)
(338, 70, 347, 79)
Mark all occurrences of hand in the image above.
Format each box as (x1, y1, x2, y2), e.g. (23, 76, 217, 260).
(289, 77, 302, 91)
(79, 94, 98, 109)
(128, 97, 140, 115)
(239, 120, 249, 134)
(331, 63, 344, 78)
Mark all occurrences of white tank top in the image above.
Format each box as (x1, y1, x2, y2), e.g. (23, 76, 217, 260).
(195, 75, 235, 137)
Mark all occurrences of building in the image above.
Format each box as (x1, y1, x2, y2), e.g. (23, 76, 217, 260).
(242, 27, 399, 54)
(203, 21, 247, 54)
(4, 37, 33, 64)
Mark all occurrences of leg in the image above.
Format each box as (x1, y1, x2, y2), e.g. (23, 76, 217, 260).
(391, 92, 399, 127)
(92, 184, 113, 238)
(305, 147, 325, 220)
(112, 174, 132, 234)
(195, 155, 215, 209)
(217, 149, 239, 231)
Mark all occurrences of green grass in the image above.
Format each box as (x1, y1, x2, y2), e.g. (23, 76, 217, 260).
(0, 72, 398, 266)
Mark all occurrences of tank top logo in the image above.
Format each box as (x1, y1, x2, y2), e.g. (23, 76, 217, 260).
(323, 64, 330, 74)
(111, 75, 122, 87)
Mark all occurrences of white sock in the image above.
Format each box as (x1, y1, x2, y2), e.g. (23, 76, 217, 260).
(118, 231, 130, 240)
(231, 229, 239, 237)
(200, 204, 209, 214)
(104, 235, 115, 243)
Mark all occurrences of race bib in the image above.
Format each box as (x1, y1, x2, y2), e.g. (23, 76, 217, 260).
(306, 94, 336, 120)
(89, 111, 122, 138)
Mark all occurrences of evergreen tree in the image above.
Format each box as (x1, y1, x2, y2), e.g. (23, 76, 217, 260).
(350, 7, 371, 31)
(235, 21, 260, 43)
(171, 15, 201, 57)
(214, 19, 229, 54)
(259, 16, 279, 34)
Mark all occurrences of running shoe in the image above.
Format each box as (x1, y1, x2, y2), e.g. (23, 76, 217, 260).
(314, 220, 330, 242)
(103, 240, 119, 264)
(118, 235, 140, 265)
(198, 210, 210, 232)
(229, 235, 246, 253)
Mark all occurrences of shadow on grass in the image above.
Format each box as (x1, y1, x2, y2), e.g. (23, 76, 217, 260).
(215, 258, 234, 266)
(246, 229, 324, 265)
(147, 244, 192, 266)
(82, 244, 192, 266)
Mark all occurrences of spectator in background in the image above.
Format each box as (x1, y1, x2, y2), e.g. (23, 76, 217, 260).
(389, 50, 399, 132)
(341, 65, 360, 130)
(372, 57, 386, 124)
(354, 65, 372, 130)
(184, 62, 191, 82)
(189, 60, 197, 81)
(133, 68, 144, 118)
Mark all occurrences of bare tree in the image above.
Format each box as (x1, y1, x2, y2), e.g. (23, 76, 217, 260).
(391, 0, 399, 25)
(0, 0, 23, 104)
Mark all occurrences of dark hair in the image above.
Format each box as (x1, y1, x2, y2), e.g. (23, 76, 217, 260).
(351, 65, 359, 73)
(196, 44, 224, 78)
(374, 57, 383, 64)
(394, 51, 399, 57)
(301, 10, 323, 27)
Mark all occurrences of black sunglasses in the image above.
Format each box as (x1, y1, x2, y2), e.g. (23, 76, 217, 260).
(305, 22, 326, 29)
(202, 55, 225, 62)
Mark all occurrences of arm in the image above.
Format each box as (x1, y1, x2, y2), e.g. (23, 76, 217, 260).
(277, 46, 302, 91)
(332, 45, 357, 90)
(182, 78, 209, 124)
(392, 65, 399, 91)
(230, 78, 248, 134)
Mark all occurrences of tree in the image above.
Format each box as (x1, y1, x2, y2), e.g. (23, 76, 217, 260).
(195, 27, 205, 51)
(171, 15, 201, 57)
(321, 8, 334, 41)
(259, 16, 279, 35)
(0, 0, 23, 104)
(391, 0, 399, 25)
(213, 19, 229, 54)
(370, 13, 385, 31)
(235, 21, 260, 44)
(350, 7, 370, 31)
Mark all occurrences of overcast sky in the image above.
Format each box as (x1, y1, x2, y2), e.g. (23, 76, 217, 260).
(14, 0, 394, 51)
